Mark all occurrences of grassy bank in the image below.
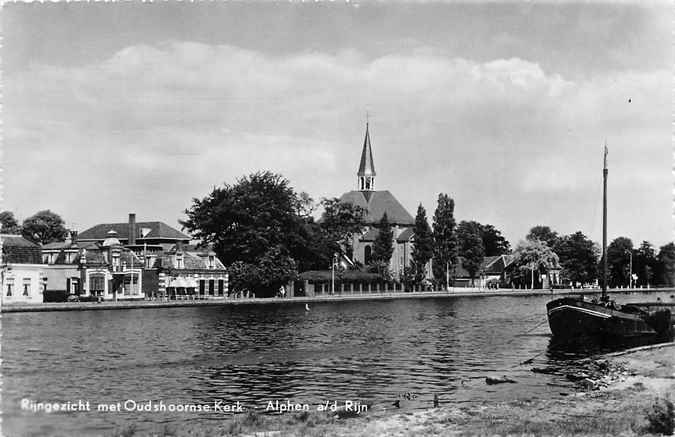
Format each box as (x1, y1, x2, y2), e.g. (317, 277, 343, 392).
(109, 343, 675, 437)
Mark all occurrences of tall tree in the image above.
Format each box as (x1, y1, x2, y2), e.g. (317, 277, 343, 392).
(511, 239, 560, 289)
(0, 211, 21, 234)
(606, 237, 633, 287)
(181, 171, 323, 294)
(372, 213, 394, 265)
(457, 221, 485, 286)
(480, 224, 511, 256)
(656, 243, 675, 287)
(634, 241, 657, 287)
(526, 225, 560, 250)
(556, 231, 599, 286)
(21, 210, 68, 244)
(182, 171, 305, 265)
(410, 204, 434, 283)
(432, 193, 458, 288)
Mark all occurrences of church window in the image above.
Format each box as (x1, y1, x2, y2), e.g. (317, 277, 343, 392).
(364, 246, 372, 265)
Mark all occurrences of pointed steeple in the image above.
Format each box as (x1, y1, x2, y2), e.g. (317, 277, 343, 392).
(357, 122, 376, 191)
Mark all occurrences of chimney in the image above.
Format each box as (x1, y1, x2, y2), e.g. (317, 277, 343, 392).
(128, 213, 136, 246)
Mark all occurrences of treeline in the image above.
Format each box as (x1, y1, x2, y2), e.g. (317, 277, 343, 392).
(0, 210, 68, 244)
(5, 171, 674, 293)
(180, 171, 511, 293)
(502, 225, 675, 289)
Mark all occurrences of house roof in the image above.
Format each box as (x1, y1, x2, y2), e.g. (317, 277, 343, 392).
(42, 241, 78, 250)
(77, 221, 190, 242)
(153, 250, 226, 270)
(1, 234, 42, 264)
(357, 123, 376, 177)
(338, 190, 414, 226)
(396, 228, 414, 243)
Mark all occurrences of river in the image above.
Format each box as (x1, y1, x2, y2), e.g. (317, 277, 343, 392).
(3, 291, 673, 436)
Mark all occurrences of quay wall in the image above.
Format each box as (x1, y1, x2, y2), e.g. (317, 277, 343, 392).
(3, 287, 675, 313)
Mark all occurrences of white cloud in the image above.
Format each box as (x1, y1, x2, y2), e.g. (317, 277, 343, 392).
(3, 42, 670, 245)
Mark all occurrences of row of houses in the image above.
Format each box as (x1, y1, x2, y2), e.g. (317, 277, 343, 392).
(1, 213, 229, 304)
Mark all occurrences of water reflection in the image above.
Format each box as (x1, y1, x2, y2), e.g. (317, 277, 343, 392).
(3, 291, 672, 436)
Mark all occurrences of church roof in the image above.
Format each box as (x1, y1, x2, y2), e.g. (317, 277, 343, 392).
(339, 190, 414, 226)
(357, 123, 376, 177)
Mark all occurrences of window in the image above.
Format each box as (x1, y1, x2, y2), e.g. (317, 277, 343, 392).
(112, 254, 120, 272)
(208, 280, 215, 295)
(364, 246, 372, 265)
(176, 254, 184, 269)
(199, 280, 205, 295)
(90, 275, 105, 296)
(218, 280, 224, 296)
(6, 281, 13, 297)
(208, 255, 215, 269)
(65, 253, 72, 263)
(42, 254, 49, 264)
(23, 278, 31, 296)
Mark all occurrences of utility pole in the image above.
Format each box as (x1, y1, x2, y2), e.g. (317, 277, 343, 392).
(446, 261, 449, 292)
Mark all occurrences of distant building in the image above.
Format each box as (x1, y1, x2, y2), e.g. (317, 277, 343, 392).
(41, 214, 228, 301)
(1, 234, 47, 304)
(337, 123, 431, 279)
(154, 245, 228, 300)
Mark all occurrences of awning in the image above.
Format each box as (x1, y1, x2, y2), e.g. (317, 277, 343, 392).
(168, 276, 197, 288)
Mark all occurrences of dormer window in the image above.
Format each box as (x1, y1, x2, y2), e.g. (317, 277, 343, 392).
(208, 255, 215, 269)
(175, 253, 184, 269)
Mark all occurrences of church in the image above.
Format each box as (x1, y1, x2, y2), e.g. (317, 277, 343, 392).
(337, 123, 430, 279)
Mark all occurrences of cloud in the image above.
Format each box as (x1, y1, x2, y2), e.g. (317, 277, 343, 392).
(3, 42, 670, 245)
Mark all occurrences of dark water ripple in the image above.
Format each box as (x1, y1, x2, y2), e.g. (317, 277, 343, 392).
(3, 291, 671, 436)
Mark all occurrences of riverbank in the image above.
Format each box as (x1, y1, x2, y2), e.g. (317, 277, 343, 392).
(4, 287, 674, 313)
(110, 342, 675, 437)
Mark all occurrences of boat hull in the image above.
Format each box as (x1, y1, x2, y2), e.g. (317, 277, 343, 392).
(546, 297, 666, 343)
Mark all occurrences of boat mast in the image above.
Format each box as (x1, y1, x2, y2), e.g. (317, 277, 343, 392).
(602, 143, 608, 301)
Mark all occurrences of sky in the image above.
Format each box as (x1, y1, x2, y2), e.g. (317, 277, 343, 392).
(2, 2, 673, 248)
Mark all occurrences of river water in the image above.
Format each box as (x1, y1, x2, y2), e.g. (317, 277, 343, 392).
(3, 291, 673, 436)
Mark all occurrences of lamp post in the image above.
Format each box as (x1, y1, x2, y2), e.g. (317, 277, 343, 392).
(331, 253, 338, 295)
(626, 250, 633, 289)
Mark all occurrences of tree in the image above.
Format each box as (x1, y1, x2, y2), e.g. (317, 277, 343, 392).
(606, 237, 633, 288)
(511, 239, 559, 289)
(372, 213, 394, 265)
(319, 197, 365, 259)
(182, 171, 303, 263)
(432, 194, 458, 289)
(456, 221, 485, 286)
(410, 204, 433, 283)
(656, 243, 675, 287)
(227, 246, 298, 297)
(21, 210, 68, 244)
(556, 231, 599, 286)
(480, 224, 511, 256)
(0, 211, 21, 234)
(526, 225, 560, 249)
(634, 241, 657, 287)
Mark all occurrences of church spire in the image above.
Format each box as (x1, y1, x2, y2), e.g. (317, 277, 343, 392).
(357, 121, 376, 191)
